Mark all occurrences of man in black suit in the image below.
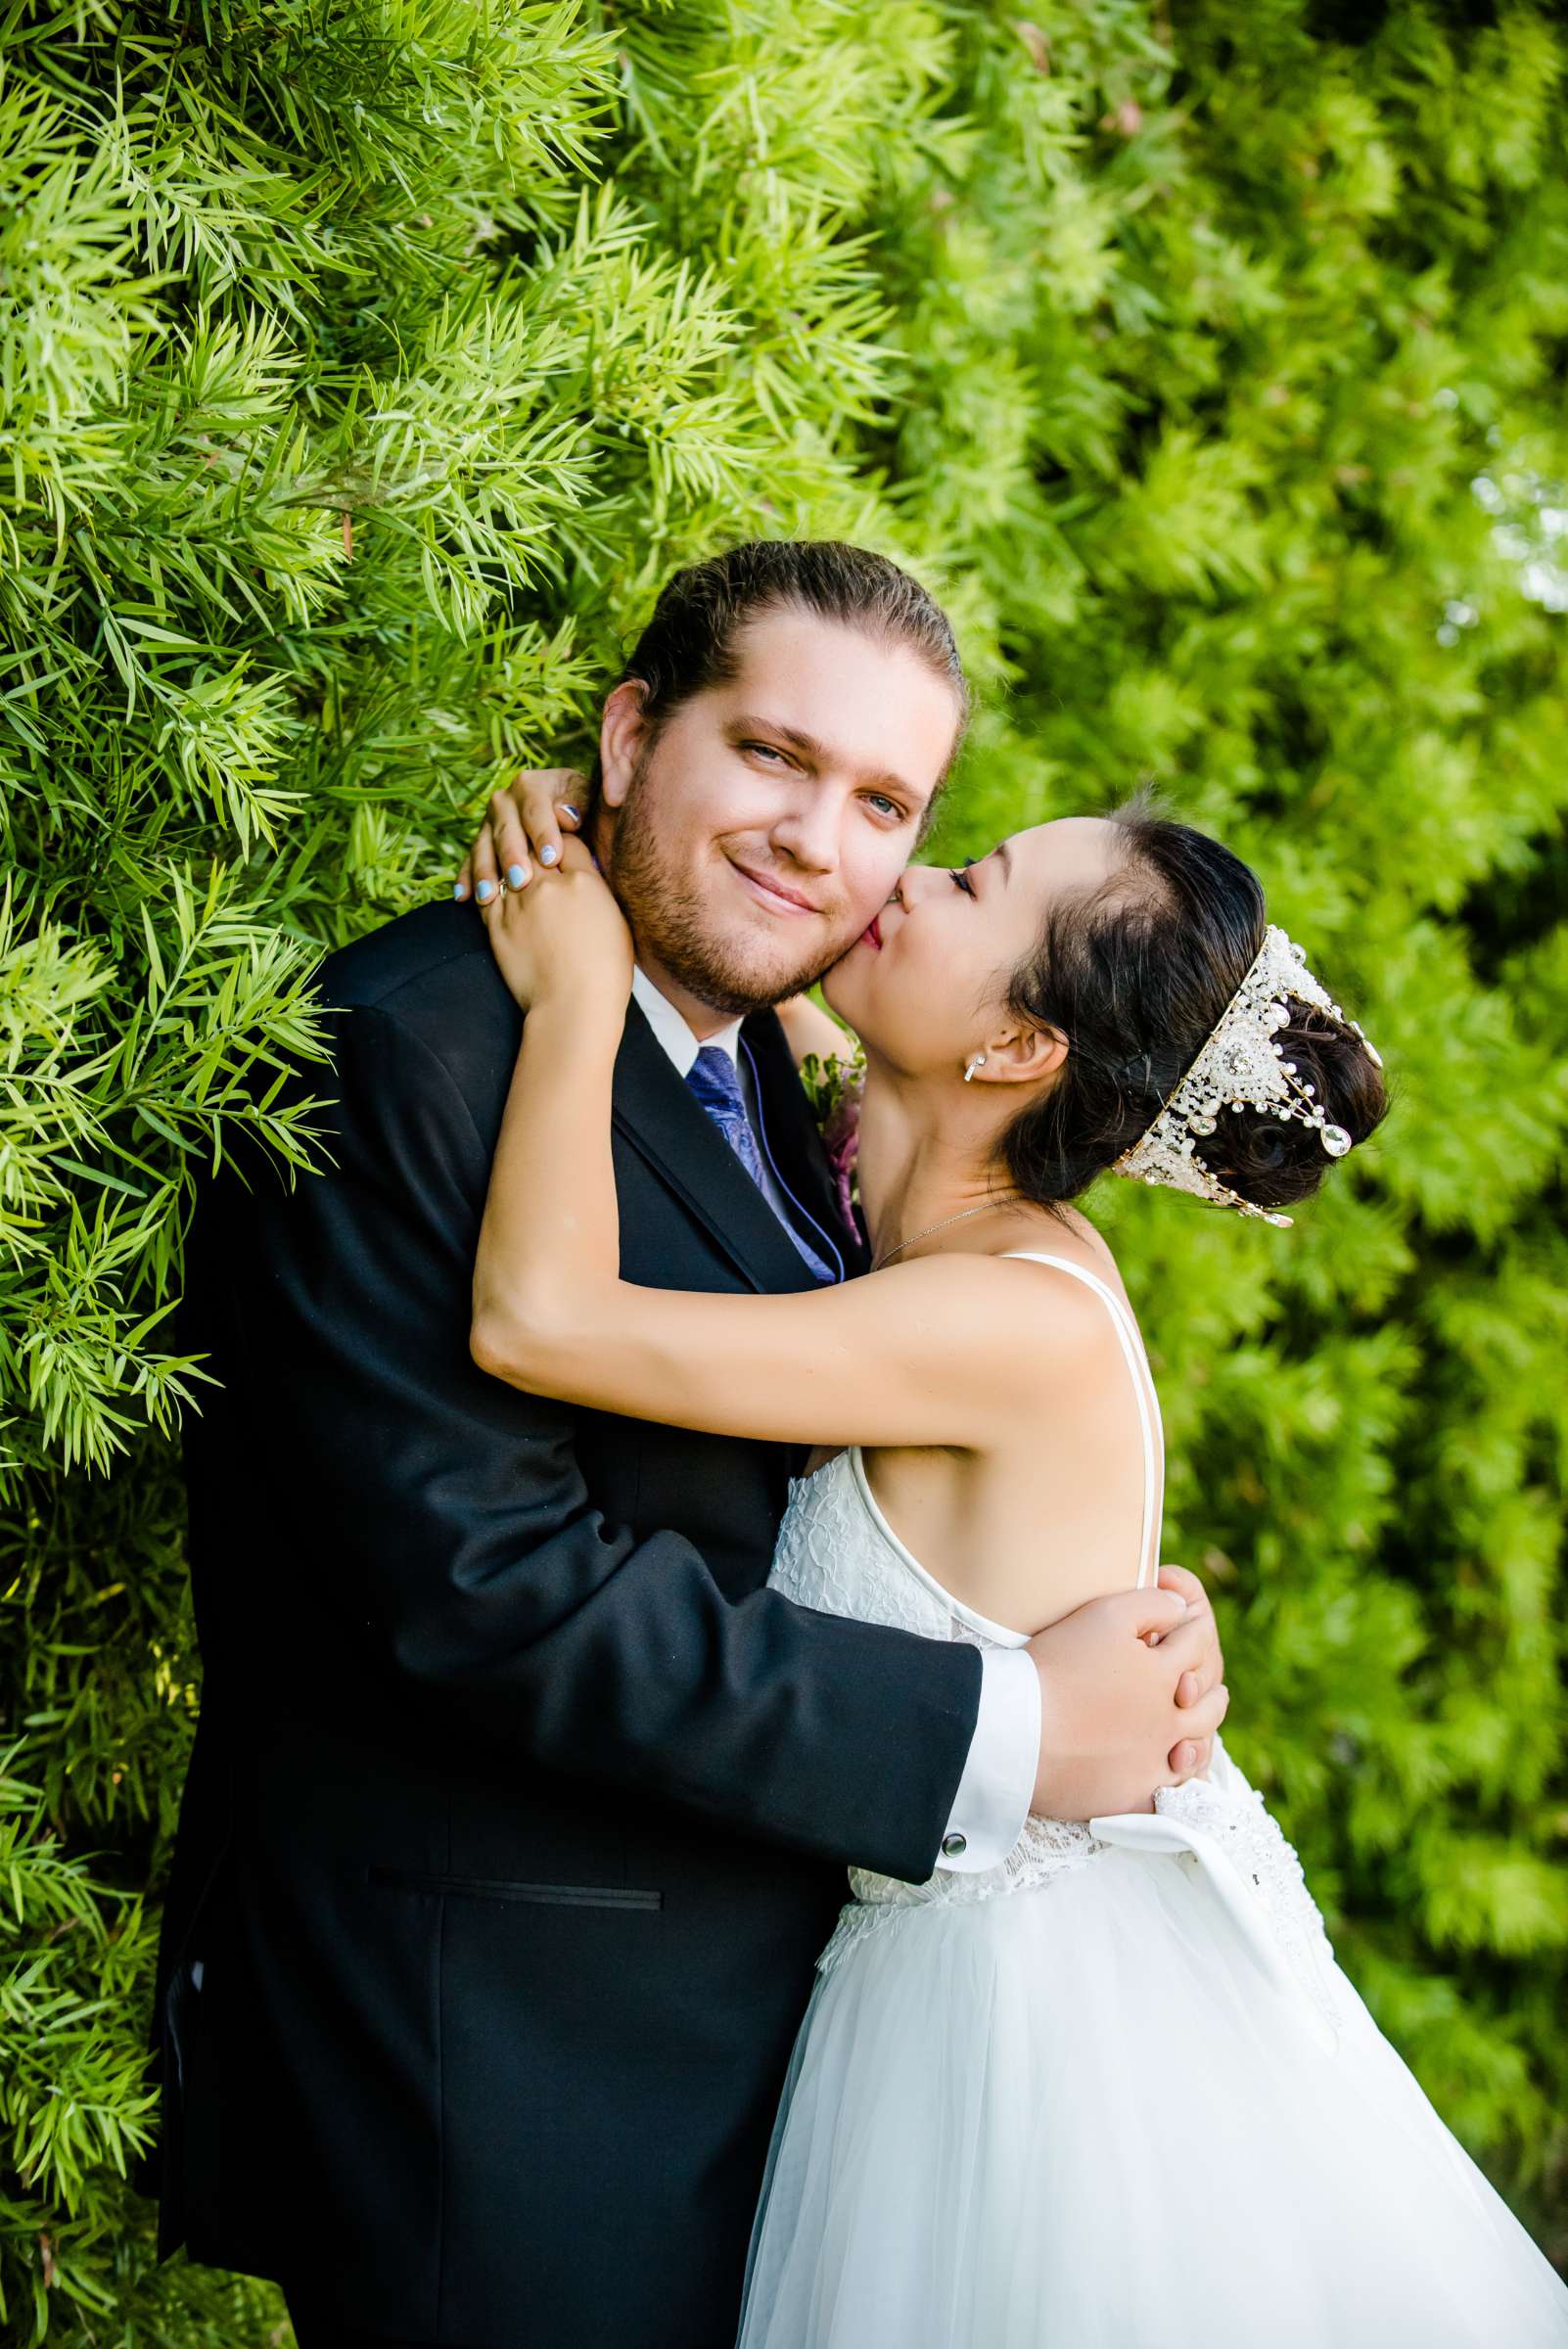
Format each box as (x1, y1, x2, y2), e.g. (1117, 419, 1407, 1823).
(147, 542, 1225, 2348)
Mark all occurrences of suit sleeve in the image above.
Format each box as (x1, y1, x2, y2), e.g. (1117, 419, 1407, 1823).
(235, 1000, 982, 1884)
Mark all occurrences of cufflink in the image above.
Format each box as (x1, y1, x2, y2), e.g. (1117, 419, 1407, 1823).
(941, 1832, 967, 1859)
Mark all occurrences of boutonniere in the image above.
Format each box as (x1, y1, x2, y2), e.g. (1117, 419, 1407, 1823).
(797, 1044, 866, 1231)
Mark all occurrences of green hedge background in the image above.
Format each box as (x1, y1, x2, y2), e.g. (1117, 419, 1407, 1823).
(3, 0, 1565, 2337)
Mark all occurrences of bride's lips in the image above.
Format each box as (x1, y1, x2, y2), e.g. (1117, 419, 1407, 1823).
(727, 856, 821, 918)
(859, 914, 883, 950)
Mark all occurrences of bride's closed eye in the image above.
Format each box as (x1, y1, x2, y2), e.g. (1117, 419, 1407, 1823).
(949, 862, 977, 898)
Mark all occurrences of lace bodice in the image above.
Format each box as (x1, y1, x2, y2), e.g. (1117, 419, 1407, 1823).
(767, 1255, 1343, 2032)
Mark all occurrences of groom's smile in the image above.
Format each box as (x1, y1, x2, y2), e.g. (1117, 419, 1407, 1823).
(724, 854, 826, 918)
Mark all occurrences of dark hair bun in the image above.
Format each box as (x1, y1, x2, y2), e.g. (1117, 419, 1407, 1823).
(1196, 999, 1388, 1213)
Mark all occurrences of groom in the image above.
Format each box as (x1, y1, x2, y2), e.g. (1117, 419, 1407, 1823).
(147, 540, 1226, 2348)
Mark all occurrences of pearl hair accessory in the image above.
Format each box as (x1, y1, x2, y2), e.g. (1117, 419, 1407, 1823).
(1114, 925, 1382, 1229)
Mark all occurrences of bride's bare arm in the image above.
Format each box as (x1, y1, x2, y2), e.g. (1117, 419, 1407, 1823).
(470, 852, 1087, 1451)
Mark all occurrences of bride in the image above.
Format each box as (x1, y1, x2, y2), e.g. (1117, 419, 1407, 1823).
(461, 787, 1568, 2347)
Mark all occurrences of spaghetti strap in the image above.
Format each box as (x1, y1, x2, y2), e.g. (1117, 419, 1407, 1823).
(1002, 1252, 1165, 1589)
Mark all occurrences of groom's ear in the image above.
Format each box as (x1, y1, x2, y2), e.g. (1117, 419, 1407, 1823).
(599, 680, 653, 810)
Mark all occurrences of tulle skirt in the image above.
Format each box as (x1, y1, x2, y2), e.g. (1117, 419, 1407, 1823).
(737, 1848, 1568, 2348)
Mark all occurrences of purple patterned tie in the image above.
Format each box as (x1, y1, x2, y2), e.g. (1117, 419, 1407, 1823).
(686, 1045, 835, 1283)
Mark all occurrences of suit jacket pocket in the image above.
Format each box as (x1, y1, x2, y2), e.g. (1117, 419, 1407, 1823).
(368, 1865, 662, 1911)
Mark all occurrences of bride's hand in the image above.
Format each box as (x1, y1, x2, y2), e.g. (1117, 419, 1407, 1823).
(455, 767, 590, 904)
(480, 837, 633, 1016)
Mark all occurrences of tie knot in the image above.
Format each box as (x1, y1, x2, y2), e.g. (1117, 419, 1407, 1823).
(686, 1043, 746, 1120)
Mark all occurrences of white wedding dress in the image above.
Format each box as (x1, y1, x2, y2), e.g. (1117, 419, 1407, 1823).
(740, 1254, 1568, 2348)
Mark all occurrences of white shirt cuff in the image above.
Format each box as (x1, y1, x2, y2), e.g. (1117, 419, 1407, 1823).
(936, 1647, 1039, 1872)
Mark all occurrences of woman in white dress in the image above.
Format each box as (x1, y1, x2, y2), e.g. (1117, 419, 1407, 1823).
(465, 792, 1568, 2348)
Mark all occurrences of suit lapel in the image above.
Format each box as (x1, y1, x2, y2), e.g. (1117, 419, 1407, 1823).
(611, 1001, 822, 1296)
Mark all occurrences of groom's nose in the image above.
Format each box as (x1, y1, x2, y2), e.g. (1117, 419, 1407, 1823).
(767, 785, 844, 876)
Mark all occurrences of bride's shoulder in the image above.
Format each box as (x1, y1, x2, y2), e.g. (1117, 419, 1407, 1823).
(981, 1215, 1138, 1353)
(911, 1221, 1122, 1361)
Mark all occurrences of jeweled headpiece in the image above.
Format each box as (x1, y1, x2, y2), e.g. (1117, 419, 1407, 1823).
(1114, 926, 1381, 1229)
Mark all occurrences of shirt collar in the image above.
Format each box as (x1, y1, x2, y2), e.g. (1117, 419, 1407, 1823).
(630, 965, 744, 1080)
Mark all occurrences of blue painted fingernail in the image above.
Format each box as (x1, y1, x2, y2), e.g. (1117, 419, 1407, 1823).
(508, 864, 527, 888)
(476, 880, 495, 903)
(453, 882, 467, 898)
(539, 845, 558, 865)
(559, 806, 580, 826)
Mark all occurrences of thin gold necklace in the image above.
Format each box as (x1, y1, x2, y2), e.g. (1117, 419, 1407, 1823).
(874, 1195, 1026, 1272)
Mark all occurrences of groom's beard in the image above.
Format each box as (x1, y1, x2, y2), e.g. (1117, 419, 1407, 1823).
(608, 761, 854, 1018)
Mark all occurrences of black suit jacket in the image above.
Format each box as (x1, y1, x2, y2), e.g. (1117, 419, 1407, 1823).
(144, 898, 981, 2348)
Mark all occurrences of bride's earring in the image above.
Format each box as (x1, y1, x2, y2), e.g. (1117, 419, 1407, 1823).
(964, 1054, 987, 1082)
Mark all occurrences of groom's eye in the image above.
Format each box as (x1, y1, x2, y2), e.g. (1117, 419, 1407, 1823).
(865, 793, 903, 820)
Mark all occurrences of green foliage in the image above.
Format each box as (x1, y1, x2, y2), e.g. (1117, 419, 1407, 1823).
(1, 0, 1564, 2333)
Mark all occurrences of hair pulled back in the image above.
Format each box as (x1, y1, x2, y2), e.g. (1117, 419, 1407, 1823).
(995, 804, 1388, 1218)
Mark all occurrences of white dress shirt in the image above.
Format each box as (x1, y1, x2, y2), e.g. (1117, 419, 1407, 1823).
(629, 967, 1038, 1873)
